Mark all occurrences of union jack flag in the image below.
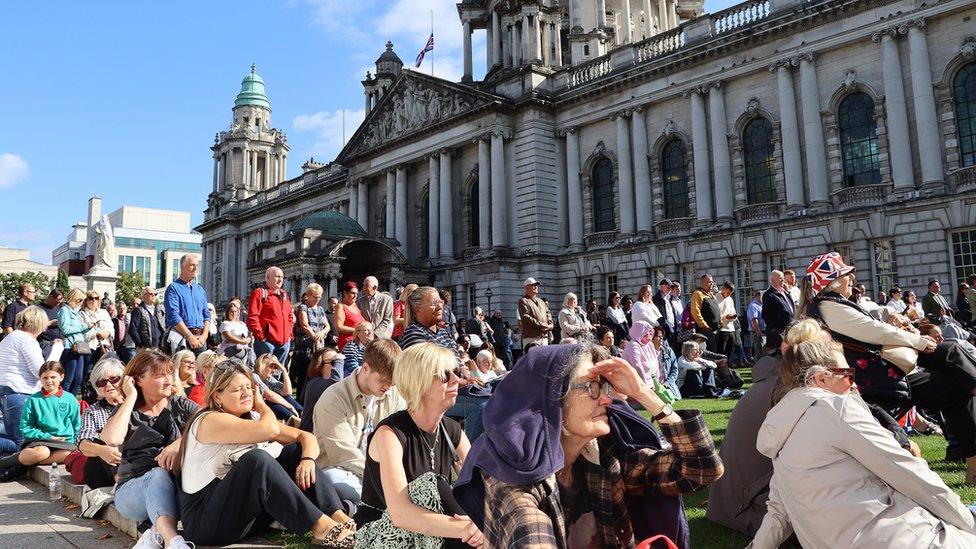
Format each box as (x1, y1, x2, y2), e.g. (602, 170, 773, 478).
(415, 33, 434, 67)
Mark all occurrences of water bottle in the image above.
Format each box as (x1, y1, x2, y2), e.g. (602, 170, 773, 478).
(49, 463, 62, 502)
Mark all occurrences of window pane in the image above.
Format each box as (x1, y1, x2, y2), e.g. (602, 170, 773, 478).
(952, 229, 976, 288)
(954, 63, 976, 167)
(660, 140, 690, 219)
(838, 92, 882, 187)
(592, 158, 615, 231)
(742, 118, 777, 204)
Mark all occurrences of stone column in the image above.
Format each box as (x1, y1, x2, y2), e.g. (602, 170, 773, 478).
(631, 106, 652, 232)
(613, 111, 636, 235)
(644, 0, 654, 35)
(554, 24, 563, 66)
(328, 276, 338, 299)
(906, 20, 944, 186)
(487, 24, 494, 69)
(462, 20, 473, 81)
(875, 31, 914, 190)
(347, 182, 358, 225)
(439, 150, 454, 257)
(689, 88, 713, 221)
(385, 171, 396, 238)
(212, 155, 219, 193)
(502, 23, 512, 68)
(797, 54, 829, 205)
(364, 91, 371, 113)
(477, 136, 492, 248)
(513, 22, 522, 66)
(597, 0, 607, 27)
(491, 11, 502, 67)
(541, 20, 550, 66)
(395, 166, 407, 254)
(282, 154, 287, 180)
(570, 0, 582, 29)
(564, 128, 584, 246)
(534, 15, 543, 61)
(773, 63, 805, 209)
(708, 82, 733, 220)
(621, 0, 633, 43)
(490, 130, 509, 247)
(357, 179, 368, 232)
(252, 151, 259, 188)
(428, 155, 440, 256)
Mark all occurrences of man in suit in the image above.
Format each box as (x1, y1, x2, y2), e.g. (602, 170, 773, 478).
(357, 275, 394, 339)
(922, 278, 954, 323)
(761, 270, 795, 349)
(652, 278, 677, 346)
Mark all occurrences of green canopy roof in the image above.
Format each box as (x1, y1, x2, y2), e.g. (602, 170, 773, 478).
(234, 64, 270, 108)
(289, 210, 366, 238)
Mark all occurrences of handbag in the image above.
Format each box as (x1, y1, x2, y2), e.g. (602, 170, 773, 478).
(72, 340, 92, 355)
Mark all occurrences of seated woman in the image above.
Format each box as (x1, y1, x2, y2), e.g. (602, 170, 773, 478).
(172, 349, 198, 398)
(622, 320, 659, 385)
(186, 350, 219, 406)
(0, 362, 80, 478)
(595, 325, 622, 358)
(253, 354, 302, 421)
(99, 349, 198, 549)
(219, 300, 254, 365)
(75, 357, 126, 488)
(340, 321, 374, 378)
(652, 326, 682, 400)
(676, 340, 721, 398)
(749, 320, 976, 548)
(353, 343, 481, 548)
(454, 344, 723, 548)
(299, 348, 343, 433)
(178, 361, 355, 548)
(470, 350, 499, 384)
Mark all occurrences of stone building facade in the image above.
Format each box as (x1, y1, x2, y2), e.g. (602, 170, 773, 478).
(198, 0, 976, 320)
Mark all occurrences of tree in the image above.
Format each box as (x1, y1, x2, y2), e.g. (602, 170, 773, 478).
(116, 271, 145, 307)
(0, 271, 53, 305)
(55, 270, 70, 295)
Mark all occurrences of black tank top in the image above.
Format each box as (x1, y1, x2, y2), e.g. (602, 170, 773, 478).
(355, 410, 462, 524)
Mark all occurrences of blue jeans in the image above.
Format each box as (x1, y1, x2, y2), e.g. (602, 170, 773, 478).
(255, 340, 290, 364)
(323, 467, 363, 506)
(0, 386, 30, 450)
(61, 349, 87, 395)
(446, 392, 487, 442)
(114, 467, 179, 525)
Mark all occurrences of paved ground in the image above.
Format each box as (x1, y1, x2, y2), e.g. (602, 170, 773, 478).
(0, 478, 131, 549)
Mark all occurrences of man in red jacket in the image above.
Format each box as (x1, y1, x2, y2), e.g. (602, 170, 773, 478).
(247, 266, 295, 363)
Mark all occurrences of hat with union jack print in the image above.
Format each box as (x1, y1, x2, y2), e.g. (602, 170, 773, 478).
(805, 252, 856, 293)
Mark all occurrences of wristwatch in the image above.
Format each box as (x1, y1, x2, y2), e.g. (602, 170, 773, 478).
(652, 404, 674, 422)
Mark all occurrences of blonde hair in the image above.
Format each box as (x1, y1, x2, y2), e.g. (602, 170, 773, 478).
(394, 343, 455, 411)
(172, 349, 197, 386)
(178, 361, 254, 470)
(780, 319, 843, 390)
(305, 283, 323, 298)
(196, 350, 221, 383)
(15, 305, 49, 334)
(400, 283, 419, 302)
(66, 288, 87, 307)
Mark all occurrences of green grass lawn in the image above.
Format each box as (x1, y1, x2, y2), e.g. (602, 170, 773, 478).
(280, 367, 975, 548)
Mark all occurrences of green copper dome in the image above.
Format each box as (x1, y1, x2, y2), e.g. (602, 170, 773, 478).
(234, 64, 270, 108)
(289, 210, 366, 239)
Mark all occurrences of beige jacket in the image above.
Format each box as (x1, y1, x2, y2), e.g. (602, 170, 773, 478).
(311, 371, 406, 476)
(750, 387, 976, 549)
(518, 296, 553, 342)
(819, 299, 928, 351)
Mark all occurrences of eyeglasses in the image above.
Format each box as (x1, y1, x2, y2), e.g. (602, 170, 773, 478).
(436, 367, 462, 383)
(570, 378, 614, 400)
(429, 300, 445, 308)
(828, 367, 856, 381)
(95, 375, 122, 388)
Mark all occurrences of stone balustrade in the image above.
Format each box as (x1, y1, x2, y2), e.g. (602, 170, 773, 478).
(585, 230, 618, 248)
(636, 27, 685, 62)
(735, 202, 783, 225)
(949, 165, 976, 192)
(712, 0, 771, 34)
(569, 56, 612, 87)
(654, 216, 694, 237)
(832, 183, 890, 210)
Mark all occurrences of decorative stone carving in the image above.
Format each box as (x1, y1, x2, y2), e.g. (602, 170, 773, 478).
(962, 37, 976, 58)
(841, 69, 858, 92)
(593, 141, 607, 157)
(746, 97, 761, 116)
(661, 119, 677, 137)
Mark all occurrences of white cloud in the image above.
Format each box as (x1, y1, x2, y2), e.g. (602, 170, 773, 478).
(292, 108, 367, 160)
(0, 227, 56, 264)
(0, 153, 29, 188)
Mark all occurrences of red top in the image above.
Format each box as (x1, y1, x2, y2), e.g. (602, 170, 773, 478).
(247, 286, 295, 346)
(392, 300, 406, 339)
(187, 384, 206, 406)
(336, 303, 364, 350)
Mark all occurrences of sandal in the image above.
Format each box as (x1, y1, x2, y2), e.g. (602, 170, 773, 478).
(341, 519, 357, 533)
(312, 523, 355, 549)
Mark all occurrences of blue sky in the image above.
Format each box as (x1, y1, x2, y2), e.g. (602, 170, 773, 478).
(0, 0, 736, 264)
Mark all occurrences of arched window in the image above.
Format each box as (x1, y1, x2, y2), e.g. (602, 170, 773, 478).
(955, 62, 976, 167)
(591, 158, 615, 232)
(838, 92, 882, 186)
(660, 140, 690, 219)
(468, 182, 480, 247)
(742, 118, 776, 204)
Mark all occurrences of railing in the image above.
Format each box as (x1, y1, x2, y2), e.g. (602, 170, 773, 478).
(832, 183, 889, 209)
(654, 217, 694, 237)
(636, 27, 685, 63)
(569, 56, 612, 87)
(949, 165, 976, 192)
(585, 230, 618, 247)
(712, 0, 771, 34)
(736, 202, 783, 224)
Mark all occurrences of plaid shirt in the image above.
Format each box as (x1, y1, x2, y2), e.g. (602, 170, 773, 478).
(77, 399, 118, 445)
(483, 409, 722, 548)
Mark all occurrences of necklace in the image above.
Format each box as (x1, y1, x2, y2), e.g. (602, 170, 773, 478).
(416, 419, 440, 472)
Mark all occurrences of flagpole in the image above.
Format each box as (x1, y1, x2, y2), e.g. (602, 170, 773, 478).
(430, 9, 434, 77)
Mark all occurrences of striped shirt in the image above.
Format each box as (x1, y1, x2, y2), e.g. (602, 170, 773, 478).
(400, 322, 462, 365)
(77, 399, 118, 445)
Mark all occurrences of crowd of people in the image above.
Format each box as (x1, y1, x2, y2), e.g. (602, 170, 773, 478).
(0, 247, 974, 548)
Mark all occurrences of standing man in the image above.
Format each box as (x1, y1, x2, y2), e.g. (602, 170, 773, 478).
(247, 266, 294, 363)
(922, 278, 954, 323)
(163, 253, 210, 355)
(784, 269, 801, 307)
(130, 286, 161, 350)
(670, 282, 686, 329)
(356, 275, 393, 339)
(690, 275, 721, 352)
(440, 289, 458, 338)
(324, 296, 340, 348)
(112, 302, 135, 363)
(716, 282, 738, 358)
(652, 278, 676, 346)
(517, 277, 553, 350)
(2, 283, 36, 335)
(746, 290, 765, 360)
(36, 289, 63, 358)
(761, 270, 795, 349)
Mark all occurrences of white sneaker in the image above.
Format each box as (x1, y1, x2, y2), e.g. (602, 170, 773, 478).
(133, 527, 163, 549)
(719, 388, 732, 398)
(165, 535, 195, 549)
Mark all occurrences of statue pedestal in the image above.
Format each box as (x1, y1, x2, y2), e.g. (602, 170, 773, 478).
(84, 267, 119, 302)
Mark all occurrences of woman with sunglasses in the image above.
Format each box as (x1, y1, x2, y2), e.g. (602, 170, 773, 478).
(353, 342, 480, 548)
(750, 319, 976, 548)
(57, 288, 96, 395)
(75, 356, 126, 488)
(454, 344, 723, 548)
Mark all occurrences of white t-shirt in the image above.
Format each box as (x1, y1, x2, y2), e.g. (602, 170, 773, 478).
(181, 411, 282, 494)
(360, 396, 377, 455)
(719, 296, 737, 332)
(631, 301, 662, 326)
(0, 330, 61, 394)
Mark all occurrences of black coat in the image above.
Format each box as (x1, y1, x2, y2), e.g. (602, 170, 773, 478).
(761, 287, 794, 346)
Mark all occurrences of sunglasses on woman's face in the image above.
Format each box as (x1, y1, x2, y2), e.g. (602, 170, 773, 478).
(571, 377, 613, 400)
(436, 367, 462, 383)
(95, 375, 122, 388)
(828, 367, 855, 381)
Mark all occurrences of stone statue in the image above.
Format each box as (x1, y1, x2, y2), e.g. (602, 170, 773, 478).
(92, 214, 116, 270)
